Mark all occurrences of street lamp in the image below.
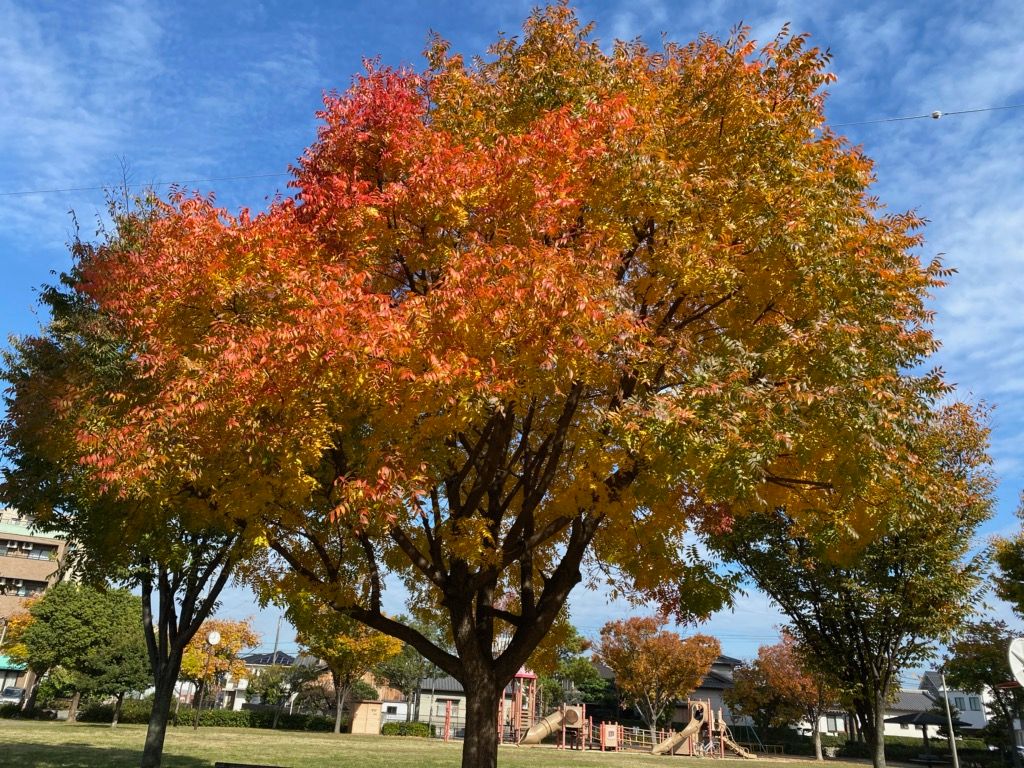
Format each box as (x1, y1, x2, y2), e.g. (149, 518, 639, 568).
(193, 630, 222, 730)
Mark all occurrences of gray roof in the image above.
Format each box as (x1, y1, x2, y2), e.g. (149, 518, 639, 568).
(419, 676, 465, 694)
(891, 690, 937, 713)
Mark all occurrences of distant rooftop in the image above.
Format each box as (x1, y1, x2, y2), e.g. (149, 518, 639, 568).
(241, 651, 295, 667)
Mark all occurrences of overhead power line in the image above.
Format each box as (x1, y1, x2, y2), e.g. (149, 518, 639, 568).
(0, 102, 1021, 198)
(832, 102, 1024, 127)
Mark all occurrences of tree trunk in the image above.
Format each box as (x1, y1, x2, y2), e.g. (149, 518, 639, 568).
(21, 668, 43, 712)
(112, 692, 124, 727)
(812, 716, 823, 761)
(461, 677, 499, 768)
(866, 695, 887, 768)
(333, 673, 347, 735)
(272, 699, 283, 730)
(141, 655, 183, 768)
(67, 690, 81, 723)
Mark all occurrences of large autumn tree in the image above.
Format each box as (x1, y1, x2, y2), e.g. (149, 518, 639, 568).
(715, 404, 993, 768)
(1, 7, 964, 768)
(596, 617, 720, 742)
(0, 231, 253, 768)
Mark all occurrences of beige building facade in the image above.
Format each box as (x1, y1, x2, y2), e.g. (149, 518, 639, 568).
(0, 508, 68, 621)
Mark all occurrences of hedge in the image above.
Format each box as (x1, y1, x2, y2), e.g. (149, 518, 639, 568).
(382, 721, 432, 737)
(77, 701, 333, 731)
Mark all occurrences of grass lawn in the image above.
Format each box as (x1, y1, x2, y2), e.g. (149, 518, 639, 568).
(0, 720, 871, 768)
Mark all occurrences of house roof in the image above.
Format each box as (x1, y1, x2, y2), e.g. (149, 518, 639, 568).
(0, 654, 25, 671)
(241, 651, 295, 667)
(891, 690, 937, 713)
(419, 676, 466, 694)
(593, 655, 738, 693)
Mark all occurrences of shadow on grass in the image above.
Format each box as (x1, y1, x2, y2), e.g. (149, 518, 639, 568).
(0, 741, 212, 768)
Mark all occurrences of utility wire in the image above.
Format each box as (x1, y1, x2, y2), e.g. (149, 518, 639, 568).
(1, 103, 1021, 198)
(832, 102, 1024, 127)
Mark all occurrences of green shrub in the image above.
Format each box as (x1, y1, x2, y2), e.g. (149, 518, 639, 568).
(78, 699, 153, 724)
(382, 721, 431, 737)
(0, 703, 20, 719)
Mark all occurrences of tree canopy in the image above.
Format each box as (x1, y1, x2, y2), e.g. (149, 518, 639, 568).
(715, 404, 993, 768)
(596, 616, 720, 741)
(0, 5, 966, 767)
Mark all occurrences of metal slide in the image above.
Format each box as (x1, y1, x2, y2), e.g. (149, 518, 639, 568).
(651, 716, 704, 755)
(721, 734, 758, 759)
(519, 710, 564, 745)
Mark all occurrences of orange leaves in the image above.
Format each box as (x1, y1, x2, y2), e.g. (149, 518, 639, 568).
(595, 616, 721, 732)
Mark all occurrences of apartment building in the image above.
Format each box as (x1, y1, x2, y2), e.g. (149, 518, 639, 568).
(0, 507, 68, 621)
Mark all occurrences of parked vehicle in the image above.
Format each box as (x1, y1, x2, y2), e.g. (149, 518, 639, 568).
(0, 686, 24, 706)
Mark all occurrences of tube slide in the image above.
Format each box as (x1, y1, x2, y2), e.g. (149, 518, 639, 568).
(519, 710, 564, 745)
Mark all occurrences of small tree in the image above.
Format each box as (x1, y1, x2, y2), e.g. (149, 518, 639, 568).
(19, 583, 145, 721)
(596, 617, 719, 743)
(75, 594, 150, 726)
(291, 603, 402, 734)
(179, 618, 259, 709)
(725, 634, 835, 760)
(376, 644, 430, 722)
(246, 663, 318, 728)
(945, 620, 1024, 754)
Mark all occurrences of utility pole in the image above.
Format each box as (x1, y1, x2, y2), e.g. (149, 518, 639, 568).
(940, 670, 961, 768)
(271, 613, 283, 664)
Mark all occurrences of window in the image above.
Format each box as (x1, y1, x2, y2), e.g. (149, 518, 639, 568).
(901, 724, 910, 730)
(825, 717, 842, 733)
(435, 698, 460, 717)
(955, 697, 966, 710)
(385, 705, 398, 714)
(969, 697, 981, 712)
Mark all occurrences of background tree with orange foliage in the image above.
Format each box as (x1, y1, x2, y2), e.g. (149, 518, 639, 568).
(596, 616, 719, 743)
(725, 634, 837, 760)
(0, 6, 979, 768)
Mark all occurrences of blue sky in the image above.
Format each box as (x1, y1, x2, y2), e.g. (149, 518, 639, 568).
(2, 0, 1023, 673)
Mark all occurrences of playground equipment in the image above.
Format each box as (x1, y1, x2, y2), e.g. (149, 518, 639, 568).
(499, 667, 538, 744)
(519, 703, 590, 748)
(652, 706, 706, 755)
(651, 700, 757, 759)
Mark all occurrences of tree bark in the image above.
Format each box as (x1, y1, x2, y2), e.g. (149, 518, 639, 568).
(21, 668, 43, 712)
(812, 715, 823, 761)
(112, 692, 124, 727)
(141, 652, 184, 768)
(461, 677, 499, 768)
(867, 695, 887, 768)
(67, 690, 81, 723)
(332, 672, 348, 734)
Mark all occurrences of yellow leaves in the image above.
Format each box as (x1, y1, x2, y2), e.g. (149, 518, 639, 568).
(180, 618, 260, 684)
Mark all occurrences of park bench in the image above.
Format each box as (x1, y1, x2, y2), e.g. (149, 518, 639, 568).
(907, 754, 952, 767)
(213, 763, 285, 768)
